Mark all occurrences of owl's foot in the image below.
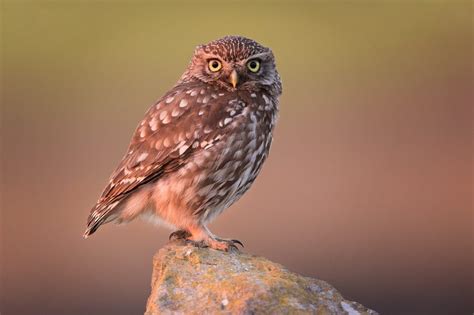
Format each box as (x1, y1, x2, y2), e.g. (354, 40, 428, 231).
(204, 238, 243, 252)
(169, 230, 208, 248)
(177, 236, 241, 252)
(172, 225, 243, 252)
(177, 226, 241, 252)
(202, 225, 244, 250)
(169, 229, 191, 240)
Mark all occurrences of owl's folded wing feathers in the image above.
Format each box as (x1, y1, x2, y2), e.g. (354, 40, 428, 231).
(84, 84, 246, 237)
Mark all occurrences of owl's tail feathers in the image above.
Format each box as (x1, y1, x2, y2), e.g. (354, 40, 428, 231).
(83, 201, 120, 239)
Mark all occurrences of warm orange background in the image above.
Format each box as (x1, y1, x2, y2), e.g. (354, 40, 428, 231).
(1, 1, 472, 315)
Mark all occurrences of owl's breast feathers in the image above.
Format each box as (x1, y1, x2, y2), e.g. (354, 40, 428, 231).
(84, 82, 278, 237)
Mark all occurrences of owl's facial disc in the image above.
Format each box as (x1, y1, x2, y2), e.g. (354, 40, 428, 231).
(198, 54, 271, 90)
(185, 36, 279, 92)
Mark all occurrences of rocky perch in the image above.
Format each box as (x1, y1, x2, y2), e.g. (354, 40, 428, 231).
(145, 242, 378, 315)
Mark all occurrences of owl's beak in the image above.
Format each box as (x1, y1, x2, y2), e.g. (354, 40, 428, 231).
(229, 70, 239, 88)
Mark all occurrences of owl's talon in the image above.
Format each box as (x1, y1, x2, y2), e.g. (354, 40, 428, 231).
(230, 239, 244, 248)
(213, 237, 244, 248)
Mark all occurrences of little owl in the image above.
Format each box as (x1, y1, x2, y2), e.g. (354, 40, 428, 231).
(83, 36, 282, 251)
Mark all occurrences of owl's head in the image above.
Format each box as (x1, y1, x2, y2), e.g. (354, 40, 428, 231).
(181, 36, 281, 95)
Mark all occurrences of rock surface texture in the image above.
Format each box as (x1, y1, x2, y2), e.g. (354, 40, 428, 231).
(145, 242, 378, 315)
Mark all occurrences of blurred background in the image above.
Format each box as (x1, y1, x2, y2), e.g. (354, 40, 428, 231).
(1, 1, 472, 314)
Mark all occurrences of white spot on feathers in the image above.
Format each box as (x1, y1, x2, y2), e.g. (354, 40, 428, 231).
(149, 117, 158, 131)
(159, 111, 168, 121)
(159, 111, 171, 124)
(136, 152, 148, 162)
(171, 108, 180, 117)
(120, 178, 136, 184)
(179, 144, 189, 155)
(262, 94, 270, 105)
(179, 99, 188, 108)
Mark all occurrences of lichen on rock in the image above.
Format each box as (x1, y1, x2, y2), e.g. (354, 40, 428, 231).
(145, 242, 378, 315)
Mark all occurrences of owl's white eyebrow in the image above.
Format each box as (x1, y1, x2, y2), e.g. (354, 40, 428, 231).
(199, 53, 223, 61)
(245, 52, 271, 61)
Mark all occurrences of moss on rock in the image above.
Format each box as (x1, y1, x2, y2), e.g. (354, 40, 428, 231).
(145, 242, 378, 315)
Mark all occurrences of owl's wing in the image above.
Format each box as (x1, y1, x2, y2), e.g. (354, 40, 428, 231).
(84, 84, 247, 237)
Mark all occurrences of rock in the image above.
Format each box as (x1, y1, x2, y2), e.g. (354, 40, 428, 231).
(145, 242, 378, 315)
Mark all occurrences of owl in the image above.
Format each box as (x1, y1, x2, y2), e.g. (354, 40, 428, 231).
(83, 36, 282, 251)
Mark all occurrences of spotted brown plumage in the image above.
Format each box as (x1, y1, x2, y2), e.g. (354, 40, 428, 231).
(84, 36, 282, 251)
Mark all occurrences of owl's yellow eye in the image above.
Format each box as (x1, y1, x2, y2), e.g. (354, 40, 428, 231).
(247, 59, 260, 73)
(208, 59, 222, 72)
